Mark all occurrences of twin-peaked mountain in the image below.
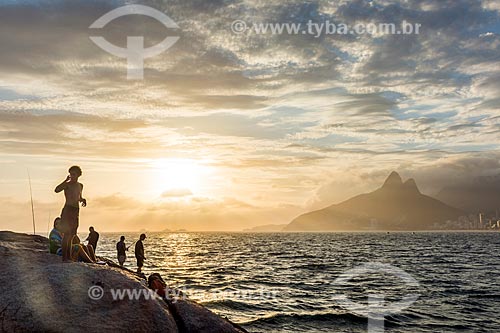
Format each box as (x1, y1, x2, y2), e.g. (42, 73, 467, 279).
(284, 171, 465, 231)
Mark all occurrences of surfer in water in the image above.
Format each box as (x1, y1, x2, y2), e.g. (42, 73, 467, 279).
(55, 165, 87, 262)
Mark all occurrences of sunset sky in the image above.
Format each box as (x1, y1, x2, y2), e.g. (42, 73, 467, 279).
(1, 0, 499, 232)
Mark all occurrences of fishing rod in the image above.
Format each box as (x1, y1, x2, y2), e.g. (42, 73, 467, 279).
(28, 169, 36, 235)
(47, 211, 52, 235)
(127, 239, 138, 251)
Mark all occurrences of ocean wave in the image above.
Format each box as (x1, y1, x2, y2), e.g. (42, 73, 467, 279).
(240, 311, 368, 326)
(201, 299, 277, 312)
(292, 263, 333, 271)
(468, 293, 500, 300)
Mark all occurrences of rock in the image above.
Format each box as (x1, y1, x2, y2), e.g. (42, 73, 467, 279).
(403, 178, 420, 194)
(168, 297, 247, 333)
(0, 231, 246, 333)
(381, 171, 403, 189)
(0, 230, 48, 251)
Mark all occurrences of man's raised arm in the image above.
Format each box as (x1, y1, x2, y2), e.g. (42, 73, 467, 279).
(54, 176, 70, 193)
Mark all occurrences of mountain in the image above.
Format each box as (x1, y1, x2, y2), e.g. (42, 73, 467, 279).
(284, 171, 465, 231)
(242, 224, 288, 232)
(435, 175, 500, 214)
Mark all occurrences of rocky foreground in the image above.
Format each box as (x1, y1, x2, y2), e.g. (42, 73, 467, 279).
(0, 231, 247, 333)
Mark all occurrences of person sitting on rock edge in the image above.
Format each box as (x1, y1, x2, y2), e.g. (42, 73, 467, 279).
(49, 217, 63, 256)
(71, 235, 97, 263)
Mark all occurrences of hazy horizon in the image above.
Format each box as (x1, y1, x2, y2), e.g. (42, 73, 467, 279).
(1, 0, 499, 232)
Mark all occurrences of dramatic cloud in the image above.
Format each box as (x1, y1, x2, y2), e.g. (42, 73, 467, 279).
(0, 0, 499, 231)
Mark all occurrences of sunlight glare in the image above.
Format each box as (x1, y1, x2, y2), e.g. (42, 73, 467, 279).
(150, 158, 210, 197)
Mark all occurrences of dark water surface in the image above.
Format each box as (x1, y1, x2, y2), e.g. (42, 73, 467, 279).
(94, 232, 500, 332)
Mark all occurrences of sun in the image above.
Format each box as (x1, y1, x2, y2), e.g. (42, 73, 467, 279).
(150, 158, 210, 197)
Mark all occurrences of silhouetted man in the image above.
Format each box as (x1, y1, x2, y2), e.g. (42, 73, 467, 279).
(135, 233, 146, 273)
(55, 165, 87, 262)
(116, 236, 127, 267)
(86, 226, 99, 251)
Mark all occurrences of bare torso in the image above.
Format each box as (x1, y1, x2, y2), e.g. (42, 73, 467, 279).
(64, 182, 83, 208)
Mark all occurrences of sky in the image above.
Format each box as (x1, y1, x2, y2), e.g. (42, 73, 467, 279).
(0, 0, 499, 232)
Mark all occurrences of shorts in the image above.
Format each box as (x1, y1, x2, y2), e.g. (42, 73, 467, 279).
(136, 257, 144, 267)
(118, 254, 126, 265)
(60, 205, 79, 235)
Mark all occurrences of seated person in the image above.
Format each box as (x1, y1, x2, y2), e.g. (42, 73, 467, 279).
(49, 217, 63, 256)
(148, 273, 167, 298)
(70, 235, 97, 263)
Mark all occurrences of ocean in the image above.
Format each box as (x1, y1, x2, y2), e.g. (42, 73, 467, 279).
(92, 232, 500, 332)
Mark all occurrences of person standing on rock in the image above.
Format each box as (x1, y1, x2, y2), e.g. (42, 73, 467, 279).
(116, 236, 127, 266)
(54, 165, 87, 262)
(85, 226, 99, 252)
(135, 233, 146, 273)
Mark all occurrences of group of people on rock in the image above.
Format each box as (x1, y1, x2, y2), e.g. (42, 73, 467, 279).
(48, 165, 147, 273)
(49, 220, 99, 263)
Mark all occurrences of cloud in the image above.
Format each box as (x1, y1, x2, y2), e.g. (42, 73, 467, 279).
(0, 0, 499, 231)
(308, 151, 500, 210)
(92, 194, 142, 209)
(0, 192, 304, 232)
(161, 188, 193, 197)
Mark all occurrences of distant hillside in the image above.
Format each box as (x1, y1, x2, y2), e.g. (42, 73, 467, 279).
(435, 174, 500, 214)
(242, 224, 287, 232)
(284, 171, 465, 231)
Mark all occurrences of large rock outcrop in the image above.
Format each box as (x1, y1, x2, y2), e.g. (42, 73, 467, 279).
(0, 231, 246, 333)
